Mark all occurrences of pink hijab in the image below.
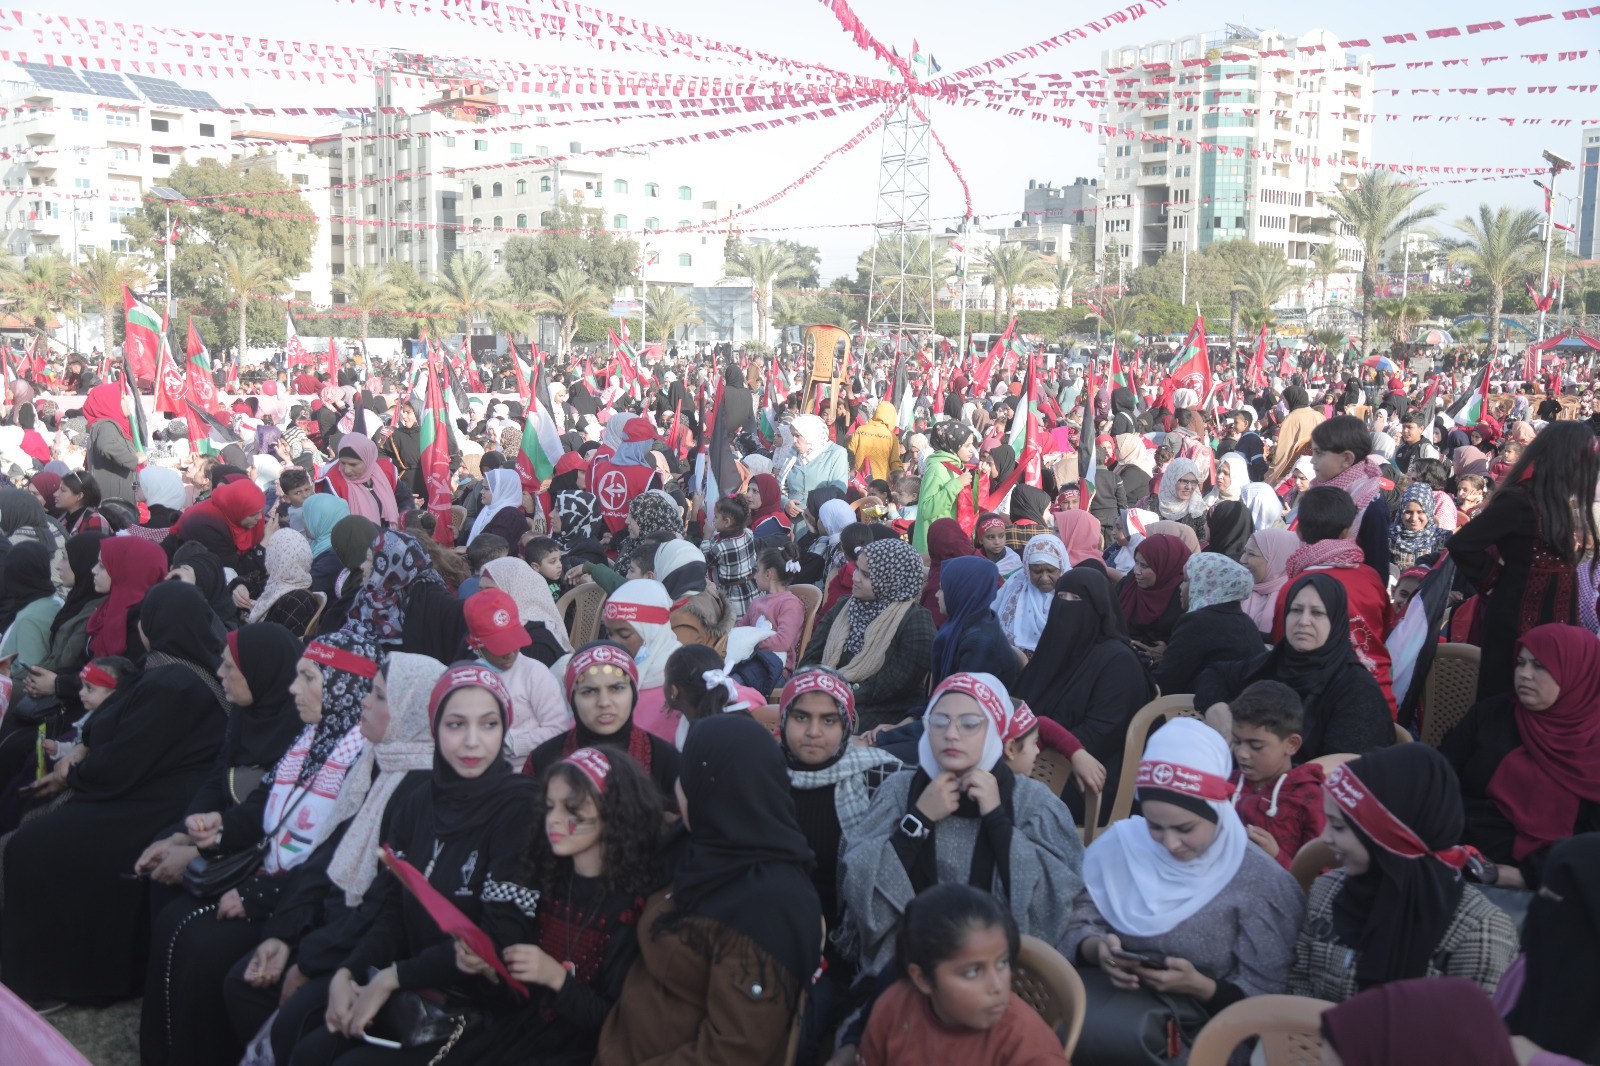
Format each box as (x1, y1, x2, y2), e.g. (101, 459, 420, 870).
(1053, 508, 1104, 566)
(333, 433, 399, 527)
(1242, 528, 1300, 635)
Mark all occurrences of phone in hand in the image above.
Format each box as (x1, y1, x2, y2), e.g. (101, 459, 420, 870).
(361, 1034, 402, 1049)
(1111, 948, 1170, 969)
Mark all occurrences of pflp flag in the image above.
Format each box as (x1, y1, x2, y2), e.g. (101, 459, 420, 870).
(123, 287, 162, 384)
(325, 336, 339, 381)
(1166, 315, 1212, 403)
(420, 352, 455, 547)
(1447, 363, 1492, 428)
(183, 319, 225, 452)
(970, 316, 1018, 398)
(284, 313, 310, 370)
(1248, 326, 1269, 390)
(515, 351, 566, 492)
(153, 326, 186, 416)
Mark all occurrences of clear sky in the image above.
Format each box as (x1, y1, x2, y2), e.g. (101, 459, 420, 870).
(38, 0, 1600, 277)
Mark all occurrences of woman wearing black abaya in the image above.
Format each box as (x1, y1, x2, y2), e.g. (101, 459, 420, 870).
(381, 401, 424, 504)
(1504, 834, 1600, 1061)
(1, 581, 228, 1008)
(346, 529, 468, 663)
(1015, 568, 1153, 822)
(594, 714, 822, 1066)
(170, 541, 243, 632)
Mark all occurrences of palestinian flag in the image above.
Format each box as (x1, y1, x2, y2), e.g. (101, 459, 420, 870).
(1447, 364, 1492, 428)
(509, 337, 530, 402)
(1009, 353, 1042, 488)
(758, 361, 780, 444)
(607, 328, 643, 400)
(695, 377, 742, 506)
(1166, 315, 1212, 404)
(1109, 343, 1127, 389)
(420, 353, 455, 547)
(970, 317, 1018, 398)
(184, 401, 242, 451)
(123, 287, 162, 385)
(515, 352, 565, 491)
(1078, 351, 1097, 508)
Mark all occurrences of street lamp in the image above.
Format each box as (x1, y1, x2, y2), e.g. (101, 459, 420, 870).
(1534, 150, 1573, 343)
(1165, 202, 1196, 306)
(149, 185, 185, 319)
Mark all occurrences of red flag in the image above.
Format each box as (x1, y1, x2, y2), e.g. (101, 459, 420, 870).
(325, 336, 338, 381)
(970, 317, 1016, 398)
(421, 353, 455, 548)
(153, 326, 186, 415)
(1248, 326, 1269, 390)
(509, 338, 529, 405)
(1079, 351, 1097, 509)
(1164, 315, 1213, 405)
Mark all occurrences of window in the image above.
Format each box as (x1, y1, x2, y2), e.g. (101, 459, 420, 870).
(644, 182, 659, 197)
(444, 136, 456, 147)
(613, 179, 629, 193)
(613, 214, 628, 229)
(73, 177, 91, 191)
(292, 173, 309, 185)
(677, 185, 692, 200)
(678, 220, 691, 228)
(472, 184, 482, 199)
(678, 253, 692, 267)
(110, 238, 131, 253)
(106, 112, 131, 127)
(472, 217, 483, 228)
(540, 176, 551, 193)
(510, 142, 522, 155)
(492, 182, 503, 197)
(492, 215, 503, 228)
(199, 123, 215, 137)
(516, 213, 528, 228)
(645, 217, 659, 230)
(150, 118, 169, 132)
(151, 153, 171, 165)
(70, 108, 88, 122)
(474, 139, 489, 151)
(516, 179, 527, 194)
(493, 249, 502, 265)
(331, 234, 344, 246)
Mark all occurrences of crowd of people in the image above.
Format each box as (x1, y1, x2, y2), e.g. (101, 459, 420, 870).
(0, 342, 1596, 1065)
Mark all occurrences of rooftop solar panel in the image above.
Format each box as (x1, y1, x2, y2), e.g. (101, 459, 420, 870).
(126, 74, 192, 108)
(17, 63, 90, 94)
(79, 70, 139, 100)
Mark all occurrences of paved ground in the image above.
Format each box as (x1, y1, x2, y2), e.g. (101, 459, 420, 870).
(49, 1000, 140, 1066)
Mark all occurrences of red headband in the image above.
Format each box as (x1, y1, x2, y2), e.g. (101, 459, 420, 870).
(976, 515, 1006, 537)
(564, 747, 611, 793)
(428, 663, 514, 729)
(80, 663, 118, 689)
(303, 641, 379, 679)
(928, 673, 1007, 735)
(1002, 700, 1038, 744)
(1325, 764, 1472, 870)
(1137, 760, 1236, 802)
(565, 643, 639, 693)
(602, 600, 671, 626)
(779, 669, 856, 731)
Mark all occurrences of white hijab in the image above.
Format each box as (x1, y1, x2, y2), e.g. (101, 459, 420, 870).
(993, 534, 1068, 653)
(915, 672, 1009, 779)
(1082, 719, 1248, 938)
(468, 467, 524, 544)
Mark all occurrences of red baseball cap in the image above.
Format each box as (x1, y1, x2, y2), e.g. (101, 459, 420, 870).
(623, 416, 658, 443)
(464, 589, 532, 656)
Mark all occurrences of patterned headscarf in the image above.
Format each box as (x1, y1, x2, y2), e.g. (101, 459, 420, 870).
(296, 629, 382, 785)
(1389, 482, 1451, 565)
(348, 529, 442, 644)
(249, 527, 314, 623)
(1184, 552, 1254, 612)
(844, 538, 925, 656)
(628, 490, 682, 538)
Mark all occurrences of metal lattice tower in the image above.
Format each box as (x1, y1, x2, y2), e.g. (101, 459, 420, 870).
(866, 99, 936, 342)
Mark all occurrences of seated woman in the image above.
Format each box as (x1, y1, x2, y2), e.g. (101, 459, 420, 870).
(801, 538, 935, 733)
(1118, 531, 1191, 662)
(1501, 835, 1600, 1063)
(992, 534, 1067, 658)
(1, 581, 229, 1010)
(1240, 528, 1299, 639)
(597, 579, 683, 743)
(301, 494, 351, 597)
(594, 715, 822, 1066)
(467, 467, 530, 550)
(1138, 456, 1209, 545)
(289, 664, 539, 1064)
(841, 672, 1084, 977)
(1016, 568, 1154, 822)
(1390, 482, 1452, 571)
(170, 477, 268, 575)
(922, 516, 979, 627)
(1196, 574, 1394, 763)
(930, 555, 1015, 687)
(317, 431, 400, 529)
(525, 641, 680, 807)
(778, 667, 903, 1063)
(744, 472, 793, 542)
(1065, 719, 1304, 1058)
(480, 555, 572, 667)
(141, 629, 380, 1066)
(1153, 553, 1262, 695)
(220, 652, 448, 1066)
(1441, 624, 1600, 891)
(1290, 744, 1518, 1001)
(348, 529, 468, 663)
(460, 748, 665, 1065)
(244, 526, 313, 624)
(0, 542, 60, 683)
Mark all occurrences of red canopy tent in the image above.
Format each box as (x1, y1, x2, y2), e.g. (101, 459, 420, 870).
(1523, 330, 1600, 381)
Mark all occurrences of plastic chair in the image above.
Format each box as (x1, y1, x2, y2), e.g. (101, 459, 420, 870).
(1289, 838, 1339, 895)
(1420, 643, 1482, 747)
(1188, 994, 1334, 1066)
(1028, 747, 1072, 799)
(1011, 935, 1087, 1060)
(1394, 722, 1414, 745)
(1102, 695, 1204, 828)
(791, 583, 823, 658)
(1308, 753, 1358, 773)
(300, 591, 328, 638)
(556, 582, 607, 648)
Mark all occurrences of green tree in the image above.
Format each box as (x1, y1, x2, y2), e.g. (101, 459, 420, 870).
(1309, 242, 1342, 314)
(647, 283, 702, 344)
(1086, 295, 1145, 343)
(724, 241, 806, 345)
(1050, 256, 1088, 311)
(331, 264, 404, 346)
(72, 248, 148, 358)
(502, 197, 638, 298)
(1452, 318, 1485, 351)
(1321, 171, 1442, 359)
(980, 245, 1047, 327)
(1130, 240, 1289, 325)
(771, 239, 822, 288)
(433, 253, 509, 341)
(1239, 304, 1277, 334)
(217, 247, 285, 360)
(1448, 204, 1543, 355)
(855, 235, 957, 331)
(533, 265, 609, 360)
(8, 252, 69, 345)
(1373, 297, 1427, 344)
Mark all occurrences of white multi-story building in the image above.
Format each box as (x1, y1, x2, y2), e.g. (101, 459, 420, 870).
(1094, 26, 1374, 291)
(0, 62, 338, 305)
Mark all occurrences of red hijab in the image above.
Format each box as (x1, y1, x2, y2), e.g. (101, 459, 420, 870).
(921, 516, 979, 626)
(748, 473, 791, 532)
(208, 479, 269, 553)
(85, 537, 169, 657)
(1117, 532, 1191, 626)
(1486, 623, 1600, 861)
(82, 383, 132, 440)
(1321, 976, 1518, 1066)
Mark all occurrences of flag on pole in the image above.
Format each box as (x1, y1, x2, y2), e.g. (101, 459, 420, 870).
(1248, 326, 1269, 390)
(1446, 364, 1492, 428)
(420, 352, 456, 547)
(890, 351, 917, 432)
(1008, 353, 1042, 489)
(325, 336, 339, 381)
(1109, 343, 1127, 389)
(1078, 351, 1097, 508)
(153, 327, 186, 416)
(183, 402, 242, 451)
(284, 313, 310, 370)
(123, 287, 162, 384)
(514, 353, 566, 491)
(695, 377, 743, 506)
(508, 338, 530, 404)
(1166, 315, 1213, 404)
(970, 317, 1018, 398)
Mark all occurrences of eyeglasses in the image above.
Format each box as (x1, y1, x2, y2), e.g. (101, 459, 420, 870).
(1176, 478, 1200, 488)
(929, 712, 987, 735)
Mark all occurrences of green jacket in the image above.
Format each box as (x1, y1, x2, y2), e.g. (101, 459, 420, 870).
(912, 449, 966, 555)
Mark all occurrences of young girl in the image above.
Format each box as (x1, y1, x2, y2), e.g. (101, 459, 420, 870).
(660, 644, 765, 747)
(737, 546, 806, 676)
(30, 656, 132, 796)
(974, 513, 1022, 581)
(459, 747, 665, 1065)
(702, 497, 758, 619)
(860, 883, 1067, 1065)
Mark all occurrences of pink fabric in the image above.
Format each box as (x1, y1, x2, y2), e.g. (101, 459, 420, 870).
(1432, 490, 1458, 532)
(1053, 509, 1103, 567)
(0, 982, 92, 1063)
(632, 686, 677, 744)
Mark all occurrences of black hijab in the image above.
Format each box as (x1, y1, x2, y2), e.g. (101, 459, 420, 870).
(1205, 500, 1254, 560)
(171, 542, 238, 628)
(1331, 744, 1467, 989)
(1009, 484, 1052, 526)
(1016, 568, 1128, 719)
(141, 579, 224, 669)
(225, 622, 306, 769)
(0, 540, 54, 635)
(1246, 574, 1359, 755)
(987, 442, 1017, 485)
(1284, 386, 1310, 411)
(1507, 834, 1600, 1061)
(52, 531, 108, 637)
(665, 714, 821, 985)
(429, 666, 535, 841)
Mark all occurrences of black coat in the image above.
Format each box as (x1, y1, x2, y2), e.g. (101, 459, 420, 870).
(1153, 602, 1266, 695)
(1195, 652, 1394, 762)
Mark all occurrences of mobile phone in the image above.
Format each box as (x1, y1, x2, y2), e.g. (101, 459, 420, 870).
(361, 1034, 402, 1049)
(1111, 948, 1169, 969)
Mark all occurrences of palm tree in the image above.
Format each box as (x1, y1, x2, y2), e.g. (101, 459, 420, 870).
(1085, 295, 1145, 343)
(433, 253, 508, 341)
(331, 264, 404, 346)
(1310, 326, 1346, 353)
(1051, 256, 1088, 311)
(723, 242, 805, 346)
(217, 247, 285, 360)
(1448, 204, 1543, 355)
(72, 248, 148, 359)
(532, 265, 609, 361)
(1309, 242, 1341, 316)
(647, 283, 702, 345)
(1239, 305, 1277, 334)
(1322, 171, 1443, 359)
(1452, 318, 1485, 352)
(856, 235, 957, 330)
(1233, 259, 1302, 315)
(1373, 297, 1427, 344)
(7, 252, 72, 346)
(981, 245, 1048, 326)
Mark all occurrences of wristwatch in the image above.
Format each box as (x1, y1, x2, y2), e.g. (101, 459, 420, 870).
(899, 812, 931, 840)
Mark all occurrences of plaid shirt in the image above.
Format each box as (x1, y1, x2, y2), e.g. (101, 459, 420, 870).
(1005, 521, 1045, 554)
(703, 529, 758, 618)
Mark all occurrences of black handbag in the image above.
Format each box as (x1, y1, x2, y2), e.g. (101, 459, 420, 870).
(366, 974, 479, 1052)
(1072, 967, 1212, 1065)
(6, 693, 65, 728)
(181, 783, 307, 899)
